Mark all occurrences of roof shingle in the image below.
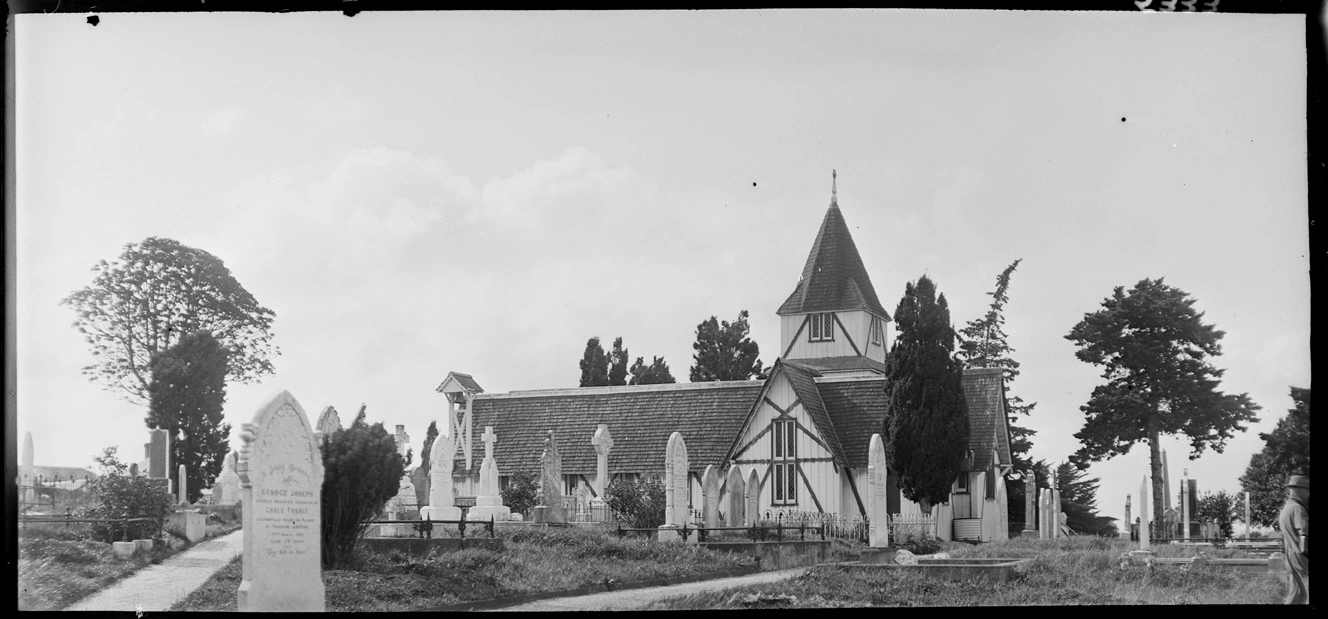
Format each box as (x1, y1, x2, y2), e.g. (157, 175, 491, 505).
(777, 203, 890, 319)
(960, 368, 1012, 470)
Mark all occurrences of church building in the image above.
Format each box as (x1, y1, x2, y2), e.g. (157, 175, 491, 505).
(438, 175, 1013, 542)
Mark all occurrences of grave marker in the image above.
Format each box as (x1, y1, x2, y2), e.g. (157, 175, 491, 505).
(745, 468, 760, 527)
(591, 424, 613, 497)
(179, 464, 189, 505)
(726, 465, 745, 528)
(701, 465, 720, 528)
(22, 431, 34, 469)
(149, 428, 171, 491)
(1022, 476, 1037, 537)
(867, 433, 890, 547)
(1138, 475, 1151, 551)
(659, 432, 689, 541)
(468, 425, 510, 521)
(236, 391, 324, 611)
(420, 429, 460, 521)
(534, 430, 566, 524)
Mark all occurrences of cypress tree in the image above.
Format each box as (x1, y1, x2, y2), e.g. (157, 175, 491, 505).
(883, 275, 969, 515)
(145, 330, 231, 504)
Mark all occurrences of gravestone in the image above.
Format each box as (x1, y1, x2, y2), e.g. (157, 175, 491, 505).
(701, 465, 721, 528)
(178, 464, 189, 505)
(894, 549, 917, 565)
(573, 480, 593, 522)
(420, 430, 461, 521)
(1123, 494, 1132, 539)
(394, 475, 418, 517)
(409, 466, 430, 508)
(1022, 477, 1037, 537)
(591, 424, 613, 497)
(867, 433, 890, 547)
(129, 463, 140, 477)
(726, 466, 745, 528)
(236, 391, 324, 611)
(534, 430, 566, 524)
(745, 468, 760, 527)
(659, 432, 689, 541)
(314, 406, 341, 442)
(215, 451, 241, 505)
(1138, 475, 1151, 551)
(22, 431, 34, 469)
(469, 426, 511, 522)
(149, 428, 171, 491)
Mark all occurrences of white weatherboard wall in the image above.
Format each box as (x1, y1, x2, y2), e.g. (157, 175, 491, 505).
(779, 311, 887, 364)
(731, 372, 840, 516)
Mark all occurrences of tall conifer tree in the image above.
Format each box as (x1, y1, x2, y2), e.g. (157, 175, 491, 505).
(145, 330, 231, 504)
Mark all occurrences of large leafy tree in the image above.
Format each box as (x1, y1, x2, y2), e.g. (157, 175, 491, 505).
(1239, 387, 1310, 526)
(629, 356, 677, 385)
(689, 310, 765, 382)
(882, 275, 969, 515)
(956, 259, 1038, 532)
(1195, 490, 1241, 538)
(1065, 278, 1261, 538)
(62, 237, 278, 405)
(145, 330, 231, 504)
(1054, 462, 1117, 536)
(579, 337, 610, 387)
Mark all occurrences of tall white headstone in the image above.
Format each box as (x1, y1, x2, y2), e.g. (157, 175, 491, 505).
(420, 430, 461, 521)
(468, 426, 510, 521)
(659, 432, 689, 541)
(236, 391, 324, 611)
(867, 434, 890, 547)
(745, 468, 760, 527)
(726, 466, 745, 528)
(701, 465, 721, 528)
(179, 464, 189, 505)
(215, 451, 241, 505)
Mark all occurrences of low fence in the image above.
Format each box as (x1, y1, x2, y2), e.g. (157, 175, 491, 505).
(18, 510, 163, 542)
(889, 513, 936, 543)
(616, 521, 827, 543)
(366, 516, 496, 539)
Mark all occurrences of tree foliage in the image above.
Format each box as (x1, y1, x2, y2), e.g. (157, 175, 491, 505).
(1054, 462, 1117, 536)
(1240, 386, 1310, 526)
(145, 330, 231, 504)
(1065, 278, 1260, 535)
(86, 447, 175, 542)
(602, 474, 667, 528)
(319, 405, 408, 567)
(61, 237, 279, 405)
(419, 421, 439, 477)
(1195, 490, 1241, 538)
(689, 310, 765, 382)
(608, 337, 630, 386)
(500, 470, 540, 518)
(629, 356, 677, 385)
(882, 275, 969, 514)
(957, 259, 1036, 479)
(579, 337, 610, 387)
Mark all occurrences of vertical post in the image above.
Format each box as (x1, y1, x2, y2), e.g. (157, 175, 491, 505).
(1244, 491, 1251, 540)
(1181, 469, 1190, 542)
(490, 516, 495, 538)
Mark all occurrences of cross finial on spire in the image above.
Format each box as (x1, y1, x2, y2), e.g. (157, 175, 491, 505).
(831, 169, 838, 205)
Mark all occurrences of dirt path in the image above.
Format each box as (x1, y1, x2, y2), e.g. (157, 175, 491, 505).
(65, 529, 245, 612)
(489, 567, 810, 611)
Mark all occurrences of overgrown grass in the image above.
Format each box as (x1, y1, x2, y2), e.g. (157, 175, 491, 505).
(171, 525, 757, 611)
(637, 536, 1286, 608)
(17, 510, 244, 610)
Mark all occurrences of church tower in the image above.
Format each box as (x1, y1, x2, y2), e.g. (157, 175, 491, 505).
(776, 171, 891, 373)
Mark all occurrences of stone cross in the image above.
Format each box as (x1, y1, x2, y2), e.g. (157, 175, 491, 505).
(394, 425, 411, 458)
(701, 465, 721, 528)
(469, 425, 511, 522)
(236, 390, 324, 611)
(661, 432, 690, 531)
(867, 433, 890, 547)
(745, 468, 760, 527)
(537, 430, 566, 524)
(726, 466, 745, 528)
(591, 424, 613, 497)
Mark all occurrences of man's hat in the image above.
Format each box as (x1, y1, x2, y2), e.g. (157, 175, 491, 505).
(1286, 475, 1310, 489)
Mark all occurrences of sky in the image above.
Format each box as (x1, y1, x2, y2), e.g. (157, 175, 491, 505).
(13, 10, 1309, 528)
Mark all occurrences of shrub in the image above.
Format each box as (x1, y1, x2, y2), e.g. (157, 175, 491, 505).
(85, 447, 174, 542)
(896, 534, 943, 555)
(500, 471, 539, 519)
(603, 474, 666, 528)
(320, 405, 408, 567)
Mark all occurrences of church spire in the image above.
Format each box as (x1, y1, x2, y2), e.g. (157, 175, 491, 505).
(831, 169, 837, 206)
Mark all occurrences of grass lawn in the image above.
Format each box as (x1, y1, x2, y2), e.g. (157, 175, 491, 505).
(17, 510, 243, 611)
(172, 525, 758, 611)
(637, 536, 1287, 608)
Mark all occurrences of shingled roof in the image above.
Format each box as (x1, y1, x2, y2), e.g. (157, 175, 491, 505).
(779, 360, 850, 469)
(960, 368, 1013, 471)
(815, 378, 887, 469)
(777, 199, 891, 319)
(468, 381, 763, 477)
(793, 355, 888, 374)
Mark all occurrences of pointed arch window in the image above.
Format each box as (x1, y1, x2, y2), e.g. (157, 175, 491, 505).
(771, 420, 798, 506)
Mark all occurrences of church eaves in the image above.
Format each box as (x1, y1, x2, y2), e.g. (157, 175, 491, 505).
(776, 173, 891, 319)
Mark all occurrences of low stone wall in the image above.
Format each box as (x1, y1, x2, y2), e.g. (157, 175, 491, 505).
(831, 558, 1029, 583)
(360, 537, 505, 557)
(699, 540, 831, 570)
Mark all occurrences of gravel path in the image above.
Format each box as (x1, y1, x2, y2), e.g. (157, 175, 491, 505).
(489, 567, 811, 611)
(66, 529, 245, 612)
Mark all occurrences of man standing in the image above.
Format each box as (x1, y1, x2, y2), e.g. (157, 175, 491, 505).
(1279, 475, 1309, 605)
